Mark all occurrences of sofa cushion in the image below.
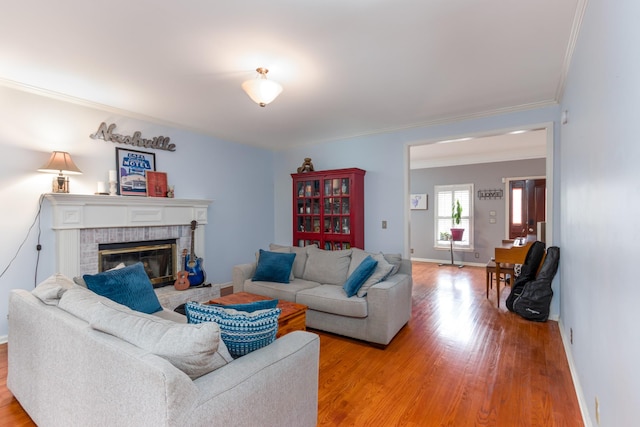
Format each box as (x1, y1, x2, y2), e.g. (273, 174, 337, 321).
(291, 245, 313, 278)
(259, 246, 294, 281)
(269, 243, 316, 278)
(357, 252, 395, 297)
(303, 247, 352, 285)
(83, 262, 162, 314)
(252, 249, 296, 284)
(32, 273, 76, 305)
(73, 262, 126, 288)
(343, 255, 378, 297)
(60, 286, 133, 322)
(346, 248, 370, 276)
(90, 301, 231, 380)
(153, 308, 188, 323)
(245, 278, 319, 302)
(297, 285, 368, 318)
(185, 302, 281, 358)
(210, 299, 279, 313)
(383, 253, 402, 276)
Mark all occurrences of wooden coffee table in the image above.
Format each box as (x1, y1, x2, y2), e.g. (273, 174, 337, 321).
(207, 292, 308, 338)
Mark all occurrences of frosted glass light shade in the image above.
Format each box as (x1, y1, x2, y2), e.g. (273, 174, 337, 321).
(242, 69, 283, 107)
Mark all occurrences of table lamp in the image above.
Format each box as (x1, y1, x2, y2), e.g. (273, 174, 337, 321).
(38, 151, 83, 193)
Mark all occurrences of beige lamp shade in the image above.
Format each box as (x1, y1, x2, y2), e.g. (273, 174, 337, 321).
(38, 151, 82, 175)
(242, 68, 283, 107)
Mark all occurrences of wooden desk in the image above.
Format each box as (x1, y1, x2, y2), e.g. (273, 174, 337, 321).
(492, 241, 532, 307)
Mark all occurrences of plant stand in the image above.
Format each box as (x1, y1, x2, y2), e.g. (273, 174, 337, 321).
(438, 238, 464, 268)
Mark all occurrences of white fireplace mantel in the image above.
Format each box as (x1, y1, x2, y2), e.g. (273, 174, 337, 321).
(44, 194, 212, 230)
(44, 194, 212, 278)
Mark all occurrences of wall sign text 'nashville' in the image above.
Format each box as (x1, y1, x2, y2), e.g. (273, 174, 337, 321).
(90, 122, 176, 152)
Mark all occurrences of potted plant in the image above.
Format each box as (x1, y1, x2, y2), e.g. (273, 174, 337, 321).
(439, 231, 452, 241)
(450, 199, 465, 241)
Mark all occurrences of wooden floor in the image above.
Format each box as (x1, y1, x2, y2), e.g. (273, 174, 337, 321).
(0, 262, 583, 426)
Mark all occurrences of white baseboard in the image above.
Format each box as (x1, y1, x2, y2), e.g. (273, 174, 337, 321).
(558, 318, 592, 427)
(410, 257, 487, 268)
(0, 335, 7, 344)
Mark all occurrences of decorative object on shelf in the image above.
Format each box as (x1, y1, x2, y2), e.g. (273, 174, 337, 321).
(477, 189, 504, 200)
(242, 67, 283, 107)
(90, 122, 176, 152)
(96, 181, 108, 195)
(296, 157, 315, 173)
(38, 151, 83, 193)
(115, 148, 155, 196)
(146, 171, 168, 197)
(167, 185, 175, 198)
(108, 169, 117, 196)
(410, 193, 428, 210)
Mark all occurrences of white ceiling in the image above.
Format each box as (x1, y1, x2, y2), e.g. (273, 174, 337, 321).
(410, 128, 547, 169)
(0, 1, 582, 152)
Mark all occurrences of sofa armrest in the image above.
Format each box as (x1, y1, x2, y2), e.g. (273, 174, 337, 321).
(188, 331, 320, 426)
(232, 262, 256, 293)
(365, 272, 413, 345)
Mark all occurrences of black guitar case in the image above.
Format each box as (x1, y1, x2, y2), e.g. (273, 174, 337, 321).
(505, 241, 546, 312)
(513, 246, 560, 322)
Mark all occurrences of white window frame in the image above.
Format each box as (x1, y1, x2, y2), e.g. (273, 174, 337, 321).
(434, 184, 474, 250)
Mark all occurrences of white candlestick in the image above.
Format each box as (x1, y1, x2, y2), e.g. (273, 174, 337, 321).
(108, 170, 117, 182)
(97, 181, 106, 194)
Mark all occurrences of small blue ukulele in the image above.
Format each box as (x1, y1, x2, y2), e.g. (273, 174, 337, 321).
(185, 220, 206, 286)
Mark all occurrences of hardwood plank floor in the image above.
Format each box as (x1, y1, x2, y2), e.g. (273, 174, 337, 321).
(0, 262, 583, 426)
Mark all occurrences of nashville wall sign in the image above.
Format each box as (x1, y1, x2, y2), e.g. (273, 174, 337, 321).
(90, 122, 176, 152)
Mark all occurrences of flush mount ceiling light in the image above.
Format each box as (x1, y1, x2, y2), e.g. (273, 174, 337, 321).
(242, 67, 283, 107)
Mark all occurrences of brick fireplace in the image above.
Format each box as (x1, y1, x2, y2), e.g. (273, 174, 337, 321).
(45, 194, 212, 280)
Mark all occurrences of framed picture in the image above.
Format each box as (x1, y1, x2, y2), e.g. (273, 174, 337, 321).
(146, 171, 168, 197)
(410, 194, 428, 210)
(115, 148, 155, 196)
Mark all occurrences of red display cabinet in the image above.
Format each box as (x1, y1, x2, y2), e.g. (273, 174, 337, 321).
(291, 168, 365, 250)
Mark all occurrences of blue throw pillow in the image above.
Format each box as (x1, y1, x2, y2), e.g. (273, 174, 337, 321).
(252, 249, 296, 284)
(83, 262, 162, 314)
(185, 302, 281, 358)
(210, 299, 279, 313)
(343, 255, 378, 297)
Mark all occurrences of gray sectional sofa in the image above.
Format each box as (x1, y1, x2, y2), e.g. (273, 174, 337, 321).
(232, 244, 413, 346)
(8, 274, 319, 427)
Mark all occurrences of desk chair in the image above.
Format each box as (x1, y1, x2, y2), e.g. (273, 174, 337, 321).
(485, 260, 516, 299)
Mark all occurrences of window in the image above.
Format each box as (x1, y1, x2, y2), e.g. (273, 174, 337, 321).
(434, 184, 474, 249)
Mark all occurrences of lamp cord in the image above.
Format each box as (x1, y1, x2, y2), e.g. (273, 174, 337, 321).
(0, 194, 45, 287)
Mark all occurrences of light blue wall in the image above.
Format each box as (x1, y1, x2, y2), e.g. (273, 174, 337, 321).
(274, 133, 408, 254)
(275, 110, 561, 255)
(559, 1, 640, 425)
(0, 85, 275, 338)
(276, 106, 561, 317)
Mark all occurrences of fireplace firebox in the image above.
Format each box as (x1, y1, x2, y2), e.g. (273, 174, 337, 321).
(98, 239, 177, 288)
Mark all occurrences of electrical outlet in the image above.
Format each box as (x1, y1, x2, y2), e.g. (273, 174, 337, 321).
(410, 248, 414, 254)
(474, 252, 479, 258)
(595, 396, 600, 424)
(382, 220, 387, 229)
